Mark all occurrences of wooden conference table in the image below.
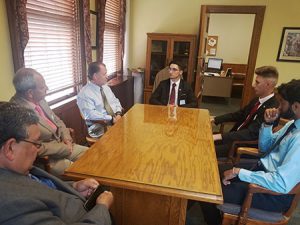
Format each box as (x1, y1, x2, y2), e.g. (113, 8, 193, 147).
(64, 104, 223, 225)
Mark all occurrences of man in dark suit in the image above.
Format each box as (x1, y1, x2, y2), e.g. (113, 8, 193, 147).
(149, 61, 197, 108)
(212, 66, 279, 157)
(0, 102, 113, 225)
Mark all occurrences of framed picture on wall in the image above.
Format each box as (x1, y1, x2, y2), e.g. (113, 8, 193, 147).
(90, 10, 98, 49)
(277, 27, 300, 62)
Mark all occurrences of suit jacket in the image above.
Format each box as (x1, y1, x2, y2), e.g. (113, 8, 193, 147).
(0, 167, 111, 225)
(214, 95, 279, 143)
(149, 79, 197, 108)
(10, 95, 72, 158)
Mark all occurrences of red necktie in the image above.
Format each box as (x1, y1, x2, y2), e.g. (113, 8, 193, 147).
(237, 101, 260, 130)
(35, 105, 57, 131)
(169, 83, 176, 105)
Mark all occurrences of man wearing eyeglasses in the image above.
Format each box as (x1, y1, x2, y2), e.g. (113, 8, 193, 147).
(10, 68, 88, 176)
(149, 61, 197, 108)
(0, 102, 113, 225)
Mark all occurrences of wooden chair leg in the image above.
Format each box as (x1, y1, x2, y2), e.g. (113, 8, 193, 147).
(222, 213, 237, 225)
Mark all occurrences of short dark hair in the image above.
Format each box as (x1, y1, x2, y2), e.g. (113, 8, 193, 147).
(255, 66, 279, 79)
(0, 102, 39, 149)
(88, 62, 106, 80)
(168, 61, 184, 71)
(281, 79, 300, 104)
(277, 83, 289, 101)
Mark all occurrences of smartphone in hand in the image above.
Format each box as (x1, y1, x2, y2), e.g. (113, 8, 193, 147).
(84, 185, 107, 211)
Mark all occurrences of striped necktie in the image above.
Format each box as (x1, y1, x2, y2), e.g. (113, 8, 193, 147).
(100, 87, 115, 116)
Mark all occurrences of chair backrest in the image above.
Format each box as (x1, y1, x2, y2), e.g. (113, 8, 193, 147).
(196, 75, 205, 107)
(152, 67, 170, 92)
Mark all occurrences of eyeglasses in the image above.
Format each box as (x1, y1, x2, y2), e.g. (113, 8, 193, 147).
(168, 67, 179, 72)
(19, 139, 43, 149)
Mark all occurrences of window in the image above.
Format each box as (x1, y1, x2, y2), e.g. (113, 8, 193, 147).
(103, 0, 122, 76)
(24, 0, 83, 104)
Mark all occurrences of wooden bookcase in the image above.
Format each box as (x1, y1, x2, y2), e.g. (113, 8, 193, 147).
(144, 33, 196, 103)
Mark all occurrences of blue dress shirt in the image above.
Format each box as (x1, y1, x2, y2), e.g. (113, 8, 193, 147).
(77, 82, 122, 138)
(29, 173, 57, 189)
(77, 82, 122, 122)
(239, 119, 300, 193)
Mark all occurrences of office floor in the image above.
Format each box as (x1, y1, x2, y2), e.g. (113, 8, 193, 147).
(186, 96, 300, 225)
(200, 96, 241, 117)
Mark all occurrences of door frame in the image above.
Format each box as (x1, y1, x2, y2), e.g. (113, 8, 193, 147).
(196, 5, 266, 107)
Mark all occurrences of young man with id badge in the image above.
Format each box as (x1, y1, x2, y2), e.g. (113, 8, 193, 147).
(149, 61, 197, 108)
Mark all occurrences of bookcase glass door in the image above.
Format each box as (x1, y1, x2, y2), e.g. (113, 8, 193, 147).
(149, 40, 168, 86)
(172, 41, 190, 81)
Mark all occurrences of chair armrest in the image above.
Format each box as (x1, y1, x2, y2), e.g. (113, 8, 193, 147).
(238, 183, 300, 224)
(248, 183, 283, 195)
(218, 121, 235, 134)
(238, 183, 283, 224)
(86, 119, 108, 126)
(237, 147, 259, 156)
(227, 140, 258, 164)
(86, 119, 109, 134)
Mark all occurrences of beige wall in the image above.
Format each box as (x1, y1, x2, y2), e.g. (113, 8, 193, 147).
(129, 0, 300, 84)
(208, 14, 255, 64)
(0, 0, 15, 101)
(1, 0, 300, 101)
(256, 0, 300, 83)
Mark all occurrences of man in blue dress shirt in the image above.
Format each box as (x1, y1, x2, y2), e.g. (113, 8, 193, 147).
(77, 62, 122, 138)
(199, 79, 300, 225)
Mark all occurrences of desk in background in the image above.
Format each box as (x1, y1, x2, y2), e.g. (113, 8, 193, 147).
(202, 74, 233, 98)
(64, 104, 223, 225)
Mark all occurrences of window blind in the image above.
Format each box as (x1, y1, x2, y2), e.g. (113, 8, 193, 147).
(24, 0, 82, 104)
(103, 0, 121, 76)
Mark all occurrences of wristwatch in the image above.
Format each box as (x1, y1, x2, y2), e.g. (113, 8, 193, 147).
(264, 121, 274, 126)
(115, 111, 122, 116)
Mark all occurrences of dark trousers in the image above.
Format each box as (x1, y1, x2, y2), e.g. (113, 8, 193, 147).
(215, 140, 259, 158)
(194, 162, 294, 225)
(215, 141, 231, 158)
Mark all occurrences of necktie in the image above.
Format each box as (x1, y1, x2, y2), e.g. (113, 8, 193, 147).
(35, 105, 57, 131)
(261, 122, 296, 158)
(100, 87, 115, 116)
(29, 173, 57, 189)
(169, 83, 176, 105)
(237, 101, 260, 130)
